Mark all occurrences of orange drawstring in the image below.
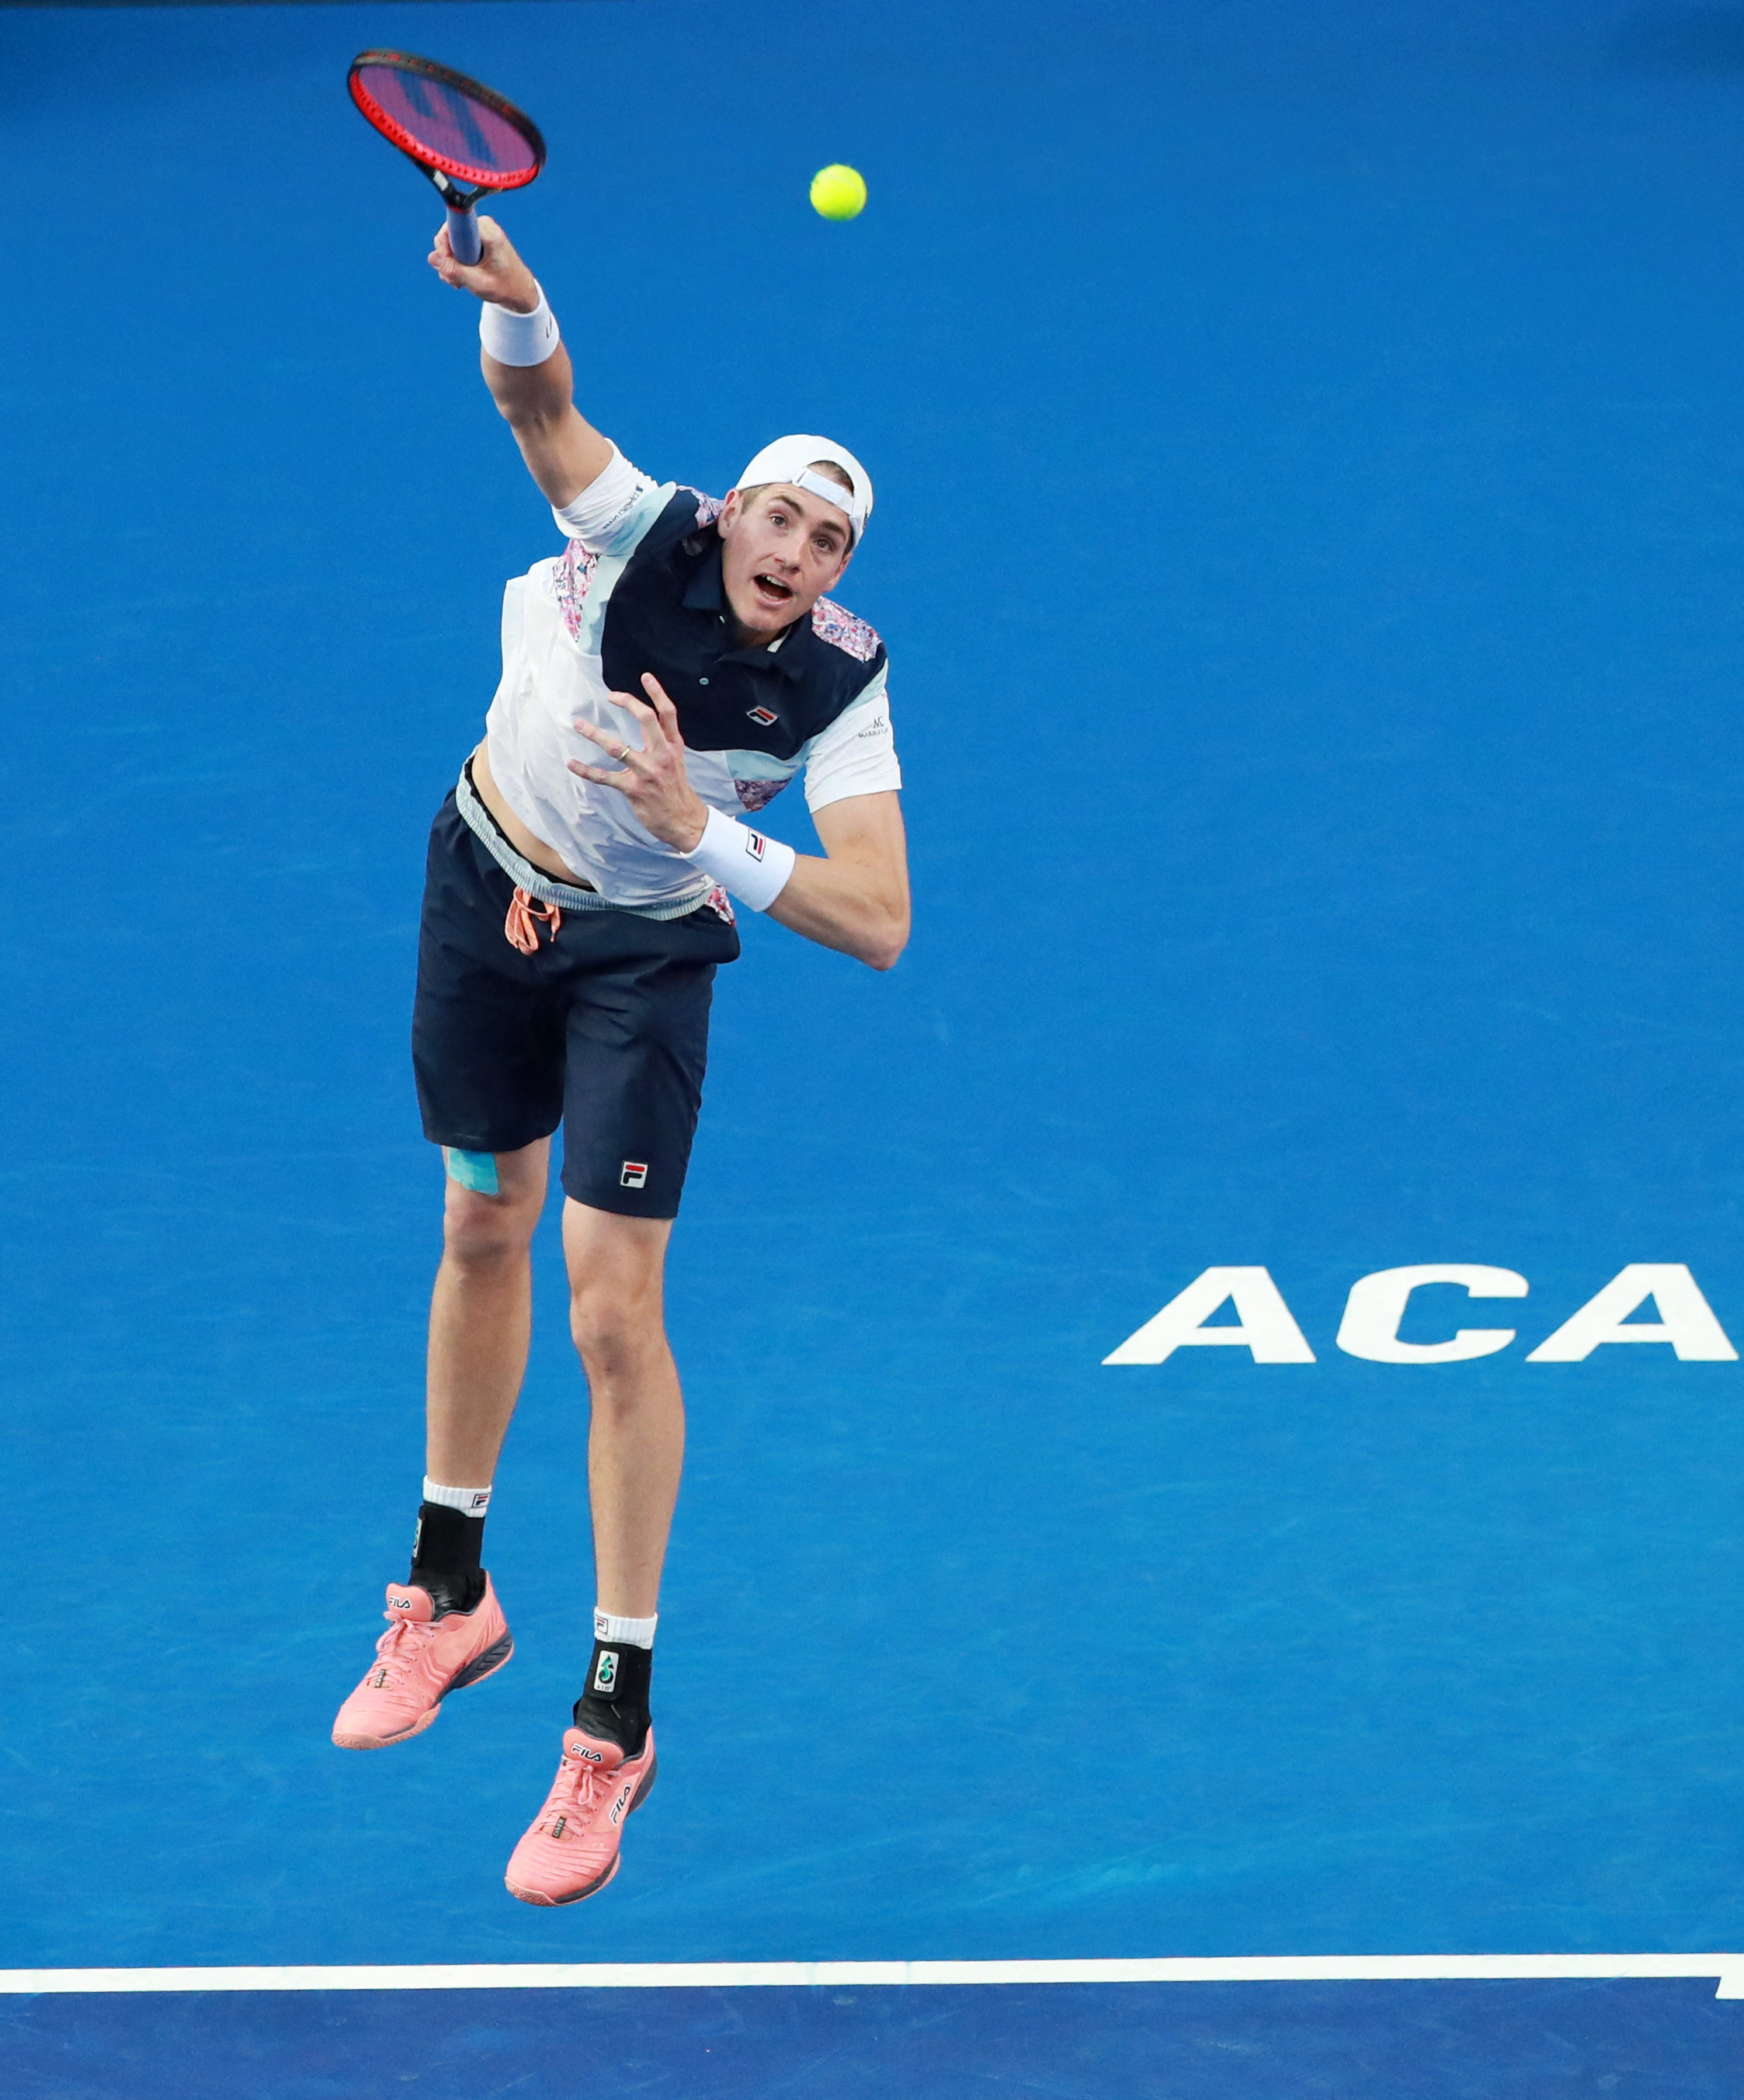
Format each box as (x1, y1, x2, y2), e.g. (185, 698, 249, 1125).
(505, 887, 562, 954)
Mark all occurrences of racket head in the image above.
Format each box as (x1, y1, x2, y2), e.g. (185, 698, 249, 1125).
(348, 50, 545, 194)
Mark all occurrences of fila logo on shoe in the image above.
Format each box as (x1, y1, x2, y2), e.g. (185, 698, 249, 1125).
(620, 1161, 648, 1189)
(610, 1782, 634, 1826)
(571, 1746, 603, 1764)
(388, 1594, 414, 1612)
(745, 705, 778, 726)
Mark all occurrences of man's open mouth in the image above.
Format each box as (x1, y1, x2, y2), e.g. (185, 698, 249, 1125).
(753, 572, 794, 604)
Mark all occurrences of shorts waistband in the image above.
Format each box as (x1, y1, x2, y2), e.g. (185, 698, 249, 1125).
(454, 763, 711, 923)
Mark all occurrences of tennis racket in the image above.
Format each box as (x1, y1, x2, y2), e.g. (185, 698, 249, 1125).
(348, 50, 545, 266)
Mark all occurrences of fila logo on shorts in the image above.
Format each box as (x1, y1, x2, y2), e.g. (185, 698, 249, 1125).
(745, 705, 778, 726)
(620, 1160, 648, 1189)
(744, 831, 766, 863)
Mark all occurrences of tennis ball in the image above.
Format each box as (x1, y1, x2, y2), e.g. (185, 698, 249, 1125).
(810, 165, 867, 221)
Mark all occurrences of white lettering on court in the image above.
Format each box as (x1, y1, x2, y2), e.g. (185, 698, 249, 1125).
(1524, 1264, 1738, 1363)
(1336, 1265, 1528, 1365)
(1103, 1267, 1316, 1365)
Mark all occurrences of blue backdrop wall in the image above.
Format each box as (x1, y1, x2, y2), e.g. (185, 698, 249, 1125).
(3, 0, 1743, 1968)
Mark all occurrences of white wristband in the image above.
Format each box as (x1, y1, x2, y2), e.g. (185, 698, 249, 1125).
(480, 283, 560, 367)
(686, 805, 796, 912)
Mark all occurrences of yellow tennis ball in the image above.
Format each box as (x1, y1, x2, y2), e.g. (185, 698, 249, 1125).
(810, 164, 867, 221)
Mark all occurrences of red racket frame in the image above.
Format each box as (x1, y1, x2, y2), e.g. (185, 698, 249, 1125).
(348, 49, 547, 196)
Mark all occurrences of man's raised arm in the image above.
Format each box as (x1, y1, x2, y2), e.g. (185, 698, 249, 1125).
(429, 217, 614, 509)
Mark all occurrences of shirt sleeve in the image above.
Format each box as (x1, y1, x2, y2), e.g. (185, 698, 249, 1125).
(802, 665, 902, 814)
(550, 447, 660, 553)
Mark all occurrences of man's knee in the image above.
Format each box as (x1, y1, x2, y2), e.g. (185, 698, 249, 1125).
(442, 1179, 542, 1267)
(562, 1201, 672, 1379)
(569, 1276, 665, 1381)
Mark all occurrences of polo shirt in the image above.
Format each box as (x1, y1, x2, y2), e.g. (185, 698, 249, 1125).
(484, 474, 899, 913)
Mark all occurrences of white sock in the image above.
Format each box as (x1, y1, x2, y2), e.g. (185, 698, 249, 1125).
(594, 1607, 657, 1648)
(422, 1477, 492, 1516)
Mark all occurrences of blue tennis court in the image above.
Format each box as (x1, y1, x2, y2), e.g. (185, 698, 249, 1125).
(5, 0, 1744, 2089)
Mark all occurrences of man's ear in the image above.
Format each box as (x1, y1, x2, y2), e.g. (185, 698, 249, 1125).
(719, 488, 745, 534)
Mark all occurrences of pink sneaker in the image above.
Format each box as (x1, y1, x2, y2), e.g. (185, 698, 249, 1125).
(331, 1575, 512, 1750)
(504, 1725, 657, 1905)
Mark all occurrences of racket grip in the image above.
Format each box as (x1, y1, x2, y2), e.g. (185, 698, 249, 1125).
(446, 205, 482, 266)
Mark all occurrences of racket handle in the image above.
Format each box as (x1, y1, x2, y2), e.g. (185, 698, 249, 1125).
(446, 204, 482, 266)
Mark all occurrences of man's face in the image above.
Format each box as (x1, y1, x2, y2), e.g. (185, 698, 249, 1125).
(717, 483, 853, 643)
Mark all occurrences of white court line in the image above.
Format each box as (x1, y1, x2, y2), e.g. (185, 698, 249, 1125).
(2, 1956, 1742, 1998)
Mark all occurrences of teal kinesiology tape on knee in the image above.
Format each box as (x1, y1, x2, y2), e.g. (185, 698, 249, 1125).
(443, 1148, 500, 1196)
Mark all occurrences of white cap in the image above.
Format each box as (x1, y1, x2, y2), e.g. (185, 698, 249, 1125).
(734, 434, 873, 543)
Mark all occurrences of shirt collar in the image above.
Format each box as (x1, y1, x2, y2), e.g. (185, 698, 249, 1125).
(683, 535, 815, 682)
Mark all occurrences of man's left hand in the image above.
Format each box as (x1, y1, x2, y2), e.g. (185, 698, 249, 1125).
(569, 675, 710, 854)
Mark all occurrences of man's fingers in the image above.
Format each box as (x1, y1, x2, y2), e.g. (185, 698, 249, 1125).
(573, 718, 643, 766)
(429, 229, 474, 290)
(429, 224, 466, 283)
(643, 677, 682, 733)
(610, 690, 659, 729)
(567, 760, 633, 788)
(430, 215, 523, 295)
(571, 718, 625, 752)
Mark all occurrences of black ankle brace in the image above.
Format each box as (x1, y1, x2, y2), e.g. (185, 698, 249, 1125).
(573, 1637, 652, 1756)
(408, 1500, 486, 1615)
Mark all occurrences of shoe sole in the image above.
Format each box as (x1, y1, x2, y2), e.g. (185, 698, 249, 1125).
(504, 1754, 657, 1907)
(332, 1631, 515, 1751)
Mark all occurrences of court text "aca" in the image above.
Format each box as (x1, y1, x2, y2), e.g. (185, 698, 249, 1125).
(1103, 1264, 1737, 1365)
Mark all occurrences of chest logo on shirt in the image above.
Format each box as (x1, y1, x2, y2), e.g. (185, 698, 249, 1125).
(745, 705, 779, 727)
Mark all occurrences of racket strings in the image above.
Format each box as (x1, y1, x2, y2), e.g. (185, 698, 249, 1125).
(353, 61, 541, 184)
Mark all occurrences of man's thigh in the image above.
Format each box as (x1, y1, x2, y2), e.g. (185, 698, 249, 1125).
(557, 909, 736, 1222)
(561, 1198, 674, 1305)
(412, 798, 568, 1153)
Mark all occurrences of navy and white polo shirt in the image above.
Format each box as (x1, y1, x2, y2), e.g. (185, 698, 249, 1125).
(484, 450, 899, 913)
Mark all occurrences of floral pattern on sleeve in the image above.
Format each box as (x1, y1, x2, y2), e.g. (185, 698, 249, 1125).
(810, 596, 881, 662)
(679, 488, 725, 530)
(554, 541, 600, 642)
(735, 777, 793, 813)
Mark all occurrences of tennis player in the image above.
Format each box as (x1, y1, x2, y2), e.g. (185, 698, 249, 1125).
(330, 217, 908, 1907)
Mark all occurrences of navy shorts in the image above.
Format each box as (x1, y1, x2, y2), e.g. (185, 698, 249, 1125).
(412, 793, 740, 1219)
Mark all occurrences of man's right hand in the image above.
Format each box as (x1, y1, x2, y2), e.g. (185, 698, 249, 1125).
(429, 216, 540, 314)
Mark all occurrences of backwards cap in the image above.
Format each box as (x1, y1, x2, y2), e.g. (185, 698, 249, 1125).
(735, 434, 873, 544)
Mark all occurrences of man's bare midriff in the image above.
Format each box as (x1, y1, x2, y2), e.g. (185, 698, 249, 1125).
(469, 740, 597, 888)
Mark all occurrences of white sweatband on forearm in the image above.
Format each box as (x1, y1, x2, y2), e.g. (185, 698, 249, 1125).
(686, 805, 797, 912)
(480, 283, 560, 367)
